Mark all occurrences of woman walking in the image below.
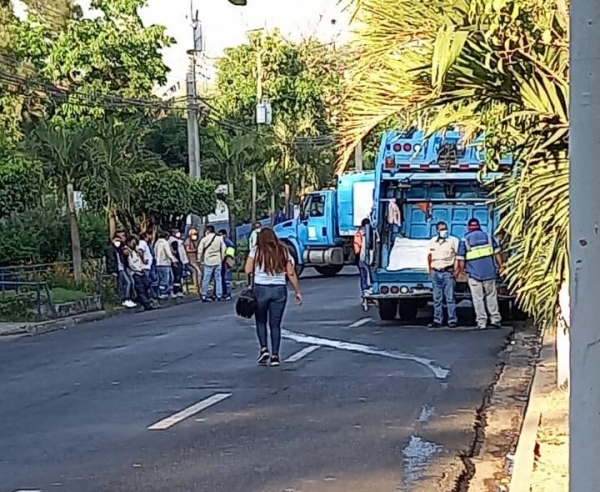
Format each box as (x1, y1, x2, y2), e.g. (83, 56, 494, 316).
(245, 228, 302, 367)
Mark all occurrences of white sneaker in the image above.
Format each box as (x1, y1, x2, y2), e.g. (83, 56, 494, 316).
(124, 300, 137, 308)
(176, 292, 185, 298)
(122, 301, 129, 307)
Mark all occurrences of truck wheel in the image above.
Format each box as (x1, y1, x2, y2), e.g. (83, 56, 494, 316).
(285, 243, 304, 277)
(314, 265, 343, 277)
(378, 299, 398, 321)
(499, 300, 511, 321)
(398, 300, 418, 322)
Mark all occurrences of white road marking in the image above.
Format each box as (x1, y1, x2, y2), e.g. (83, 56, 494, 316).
(148, 393, 232, 430)
(285, 345, 320, 363)
(347, 317, 372, 328)
(417, 404, 435, 422)
(281, 329, 450, 380)
(403, 435, 443, 487)
(14, 490, 42, 492)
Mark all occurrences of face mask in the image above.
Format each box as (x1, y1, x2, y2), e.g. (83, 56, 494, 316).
(175, 232, 182, 239)
(113, 241, 121, 247)
(438, 230, 449, 239)
(191, 235, 198, 241)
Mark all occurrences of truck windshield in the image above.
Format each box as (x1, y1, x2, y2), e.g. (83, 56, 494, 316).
(301, 194, 325, 219)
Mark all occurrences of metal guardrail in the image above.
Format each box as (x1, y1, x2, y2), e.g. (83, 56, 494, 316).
(0, 280, 56, 318)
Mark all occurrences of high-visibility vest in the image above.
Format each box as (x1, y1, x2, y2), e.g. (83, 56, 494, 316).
(225, 245, 236, 258)
(464, 233, 494, 261)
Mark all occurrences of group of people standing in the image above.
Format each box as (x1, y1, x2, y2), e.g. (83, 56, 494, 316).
(105, 226, 236, 309)
(354, 217, 505, 329)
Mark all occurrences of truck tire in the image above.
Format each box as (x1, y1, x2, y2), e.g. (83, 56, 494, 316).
(499, 300, 511, 321)
(398, 300, 418, 322)
(284, 243, 304, 277)
(314, 265, 343, 277)
(378, 299, 398, 321)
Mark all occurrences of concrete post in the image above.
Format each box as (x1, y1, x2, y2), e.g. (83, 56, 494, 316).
(570, 0, 600, 488)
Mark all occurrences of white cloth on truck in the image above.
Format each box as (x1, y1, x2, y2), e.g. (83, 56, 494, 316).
(386, 237, 430, 271)
(387, 201, 402, 226)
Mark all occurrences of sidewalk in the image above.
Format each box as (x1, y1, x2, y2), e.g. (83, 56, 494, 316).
(530, 364, 568, 491)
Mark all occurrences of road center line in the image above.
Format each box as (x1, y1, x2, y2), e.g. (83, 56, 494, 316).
(347, 317, 372, 328)
(148, 393, 232, 430)
(284, 345, 320, 363)
(281, 329, 450, 380)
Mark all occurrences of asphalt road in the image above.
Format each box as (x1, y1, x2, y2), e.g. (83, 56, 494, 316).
(0, 269, 510, 492)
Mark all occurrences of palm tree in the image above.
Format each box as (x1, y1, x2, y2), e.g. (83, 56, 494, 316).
(26, 123, 93, 282)
(339, 0, 568, 329)
(82, 116, 156, 235)
(203, 127, 262, 241)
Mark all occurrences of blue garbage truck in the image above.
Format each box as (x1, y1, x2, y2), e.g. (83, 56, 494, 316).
(364, 128, 517, 321)
(273, 171, 375, 277)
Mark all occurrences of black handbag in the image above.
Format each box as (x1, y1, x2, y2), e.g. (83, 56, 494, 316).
(235, 270, 256, 319)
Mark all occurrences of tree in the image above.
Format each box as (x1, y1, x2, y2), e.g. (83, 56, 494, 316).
(0, 156, 43, 218)
(25, 123, 93, 281)
(213, 32, 345, 211)
(12, 0, 173, 123)
(202, 127, 265, 239)
(339, 0, 568, 328)
(81, 116, 158, 236)
(145, 114, 189, 171)
(118, 169, 216, 233)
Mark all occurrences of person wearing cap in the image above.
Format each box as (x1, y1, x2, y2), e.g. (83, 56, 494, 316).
(456, 218, 504, 330)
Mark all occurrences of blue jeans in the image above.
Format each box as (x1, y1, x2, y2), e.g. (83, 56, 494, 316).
(157, 266, 173, 296)
(118, 270, 133, 301)
(202, 264, 223, 299)
(222, 264, 232, 297)
(358, 261, 370, 292)
(432, 270, 457, 324)
(254, 284, 288, 355)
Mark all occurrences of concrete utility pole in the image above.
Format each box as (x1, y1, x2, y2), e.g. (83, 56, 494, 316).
(253, 40, 262, 224)
(186, 2, 201, 179)
(355, 140, 363, 171)
(570, 0, 600, 489)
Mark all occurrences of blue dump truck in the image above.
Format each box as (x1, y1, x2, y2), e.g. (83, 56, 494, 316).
(365, 128, 517, 322)
(273, 171, 375, 277)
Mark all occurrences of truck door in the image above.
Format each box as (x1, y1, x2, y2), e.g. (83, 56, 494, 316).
(298, 192, 335, 247)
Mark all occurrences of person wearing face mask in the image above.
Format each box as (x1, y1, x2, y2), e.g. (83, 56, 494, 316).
(184, 228, 202, 295)
(427, 221, 459, 328)
(105, 233, 136, 308)
(456, 218, 504, 330)
(168, 229, 188, 297)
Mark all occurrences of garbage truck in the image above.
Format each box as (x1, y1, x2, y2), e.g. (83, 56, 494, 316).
(363, 128, 519, 321)
(273, 171, 375, 277)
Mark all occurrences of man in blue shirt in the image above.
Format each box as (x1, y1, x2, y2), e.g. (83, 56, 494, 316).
(456, 218, 504, 330)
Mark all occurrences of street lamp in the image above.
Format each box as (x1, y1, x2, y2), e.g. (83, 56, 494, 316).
(228, 0, 247, 5)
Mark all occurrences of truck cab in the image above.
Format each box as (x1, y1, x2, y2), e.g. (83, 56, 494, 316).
(274, 171, 375, 277)
(365, 129, 516, 321)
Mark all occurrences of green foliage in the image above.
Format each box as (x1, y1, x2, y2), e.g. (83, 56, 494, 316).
(213, 32, 345, 213)
(145, 114, 188, 170)
(0, 203, 108, 266)
(0, 156, 43, 218)
(118, 169, 216, 232)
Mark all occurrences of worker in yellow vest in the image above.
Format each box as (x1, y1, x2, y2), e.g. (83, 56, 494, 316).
(456, 218, 504, 330)
(219, 229, 236, 301)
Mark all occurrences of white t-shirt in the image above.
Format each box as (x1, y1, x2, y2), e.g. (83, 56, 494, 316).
(249, 247, 292, 286)
(138, 240, 153, 269)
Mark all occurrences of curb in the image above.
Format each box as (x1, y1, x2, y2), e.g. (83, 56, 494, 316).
(509, 328, 556, 491)
(1, 282, 247, 338)
(2, 293, 208, 338)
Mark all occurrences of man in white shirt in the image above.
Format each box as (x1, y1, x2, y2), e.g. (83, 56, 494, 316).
(427, 221, 459, 328)
(155, 231, 178, 299)
(248, 222, 262, 251)
(198, 225, 226, 302)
